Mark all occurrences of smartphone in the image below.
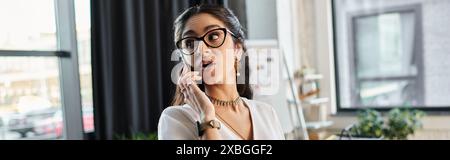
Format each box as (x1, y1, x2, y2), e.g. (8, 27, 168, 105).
(178, 53, 193, 72)
(178, 50, 200, 72)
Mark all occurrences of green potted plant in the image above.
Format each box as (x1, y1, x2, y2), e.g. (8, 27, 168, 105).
(115, 132, 158, 140)
(383, 108, 426, 140)
(349, 109, 384, 139)
(343, 108, 425, 140)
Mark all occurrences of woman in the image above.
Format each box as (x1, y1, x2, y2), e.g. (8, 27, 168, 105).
(158, 5, 285, 140)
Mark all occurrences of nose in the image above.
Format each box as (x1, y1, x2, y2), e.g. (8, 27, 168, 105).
(191, 41, 213, 70)
(197, 40, 213, 59)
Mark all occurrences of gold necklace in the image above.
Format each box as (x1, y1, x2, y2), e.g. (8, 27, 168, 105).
(215, 113, 248, 140)
(206, 94, 241, 106)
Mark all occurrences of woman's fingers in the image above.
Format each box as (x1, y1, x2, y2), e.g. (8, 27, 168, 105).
(179, 71, 193, 90)
(178, 71, 188, 90)
(179, 71, 197, 98)
(184, 72, 200, 86)
(181, 71, 203, 99)
(193, 71, 202, 81)
(179, 71, 207, 109)
(181, 63, 190, 75)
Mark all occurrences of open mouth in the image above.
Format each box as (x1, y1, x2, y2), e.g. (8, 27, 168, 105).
(202, 61, 213, 69)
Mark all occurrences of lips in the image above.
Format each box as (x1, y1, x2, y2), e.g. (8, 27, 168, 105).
(202, 60, 213, 69)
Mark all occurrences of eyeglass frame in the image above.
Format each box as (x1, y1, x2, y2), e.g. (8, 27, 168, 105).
(176, 28, 239, 55)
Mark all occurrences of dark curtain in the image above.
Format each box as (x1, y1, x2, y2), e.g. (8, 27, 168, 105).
(91, 0, 189, 140)
(189, 0, 247, 29)
(91, 0, 241, 140)
(189, 0, 227, 6)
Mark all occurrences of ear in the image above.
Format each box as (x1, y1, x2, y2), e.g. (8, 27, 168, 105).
(234, 43, 243, 62)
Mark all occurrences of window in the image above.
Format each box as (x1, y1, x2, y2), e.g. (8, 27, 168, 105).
(0, 0, 90, 139)
(0, 0, 57, 51)
(0, 57, 62, 139)
(333, 0, 450, 110)
(75, 0, 94, 133)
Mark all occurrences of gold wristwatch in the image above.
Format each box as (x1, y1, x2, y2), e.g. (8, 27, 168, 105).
(197, 120, 221, 136)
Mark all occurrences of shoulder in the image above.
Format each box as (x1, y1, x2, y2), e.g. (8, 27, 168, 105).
(160, 104, 200, 122)
(242, 98, 276, 114)
(158, 104, 200, 140)
(242, 98, 285, 139)
(242, 98, 280, 122)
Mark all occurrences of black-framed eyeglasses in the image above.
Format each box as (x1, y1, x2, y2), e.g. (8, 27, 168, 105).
(176, 28, 238, 55)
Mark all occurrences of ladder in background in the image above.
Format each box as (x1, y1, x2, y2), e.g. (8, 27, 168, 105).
(282, 51, 309, 140)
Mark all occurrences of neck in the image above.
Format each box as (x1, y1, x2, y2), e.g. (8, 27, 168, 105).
(205, 84, 241, 111)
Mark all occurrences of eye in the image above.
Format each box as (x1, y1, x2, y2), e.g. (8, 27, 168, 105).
(208, 33, 220, 41)
(183, 39, 195, 48)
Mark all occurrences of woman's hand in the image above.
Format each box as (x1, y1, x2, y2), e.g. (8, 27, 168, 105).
(178, 65, 216, 121)
(178, 65, 222, 140)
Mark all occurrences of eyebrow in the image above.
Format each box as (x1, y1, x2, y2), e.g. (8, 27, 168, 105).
(182, 25, 222, 37)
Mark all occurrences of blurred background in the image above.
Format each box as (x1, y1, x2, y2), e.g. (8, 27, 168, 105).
(0, 0, 449, 140)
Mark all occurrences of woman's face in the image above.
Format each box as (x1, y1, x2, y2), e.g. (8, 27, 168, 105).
(181, 13, 242, 85)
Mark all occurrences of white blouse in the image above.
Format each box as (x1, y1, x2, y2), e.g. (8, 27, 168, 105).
(158, 98, 285, 140)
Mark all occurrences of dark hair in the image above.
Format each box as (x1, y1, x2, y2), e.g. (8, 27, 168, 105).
(171, 5, 253, 106)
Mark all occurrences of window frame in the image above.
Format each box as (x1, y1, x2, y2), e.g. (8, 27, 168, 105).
(331, 0, 450, 112)
(0, 0, 84, 139)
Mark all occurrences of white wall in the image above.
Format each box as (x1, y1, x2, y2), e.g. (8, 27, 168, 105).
(313, 0, 337, 114)
(245, 0, 299, 136)
(292, 0, 337, 114)
(245, 0, 278, 39)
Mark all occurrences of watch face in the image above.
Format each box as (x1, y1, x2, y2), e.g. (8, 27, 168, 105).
(209, 120, 221, 129)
